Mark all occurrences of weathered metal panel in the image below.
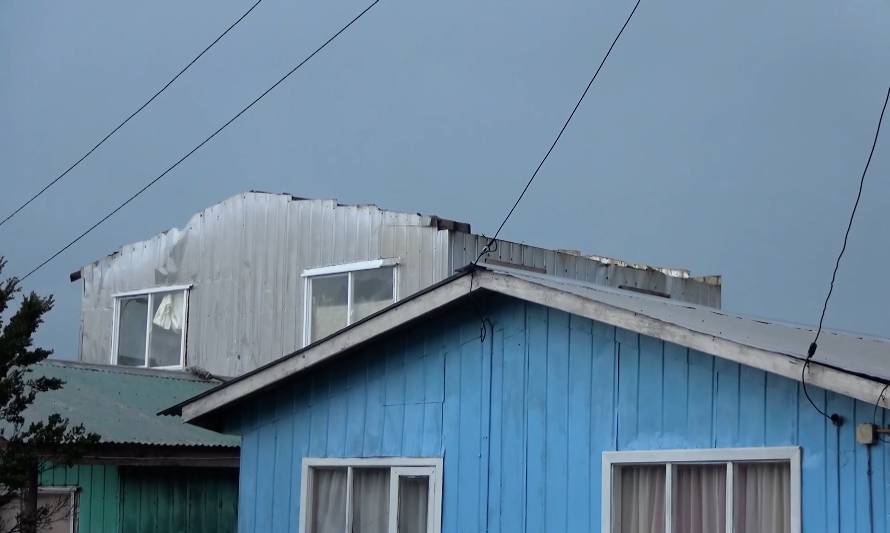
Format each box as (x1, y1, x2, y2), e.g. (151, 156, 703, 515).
(79, 192, 720, 377)
(448, 231, 722, 308)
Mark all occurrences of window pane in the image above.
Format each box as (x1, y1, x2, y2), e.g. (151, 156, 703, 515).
(311, 274, 349, 341)
(352, 267, 395, 323)
(397, 476, 429, 533)
(311, 468, 347, 533)
(734, 462, 790, 533)
(38, 492, 74, 533)
(149, 291, 185, 367)
(352, 468, 389, 533)
(673, 464, 726, 533)
(117, 296, 148, 366)
(614, 465, 665, 533)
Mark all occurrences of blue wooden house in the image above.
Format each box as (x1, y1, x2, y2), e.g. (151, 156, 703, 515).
(169, 265, 890, 533)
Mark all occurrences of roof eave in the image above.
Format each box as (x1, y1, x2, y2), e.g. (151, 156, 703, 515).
(179, 268, 890, 426)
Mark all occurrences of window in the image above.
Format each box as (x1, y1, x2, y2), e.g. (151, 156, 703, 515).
(299, 458, 442, 533)
(0, 487, 77, 533)
(302, 259, 399, 345)
(602, 447, 800, 533)
(111, 285, 190, 369)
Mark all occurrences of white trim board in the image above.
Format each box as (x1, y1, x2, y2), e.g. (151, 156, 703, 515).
(178, 269, 890, 423)
(301, 258, 400, 277)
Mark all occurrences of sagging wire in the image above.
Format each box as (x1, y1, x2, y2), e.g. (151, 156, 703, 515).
(802, 85, 890, 427)
(472, 0, 643, 266)
(466, 267, 493, 343)
(873, 382, 890, 444)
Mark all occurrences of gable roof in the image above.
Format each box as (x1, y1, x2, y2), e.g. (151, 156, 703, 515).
(10, 360, 239, 448)
(171, 265, 890, 426)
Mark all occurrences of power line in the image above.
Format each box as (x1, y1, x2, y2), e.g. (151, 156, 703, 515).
(0, 0, 264, 229)
(19, 0, 381, 282)
(801, 85, 890, 426)
(474, 0, 642, 264)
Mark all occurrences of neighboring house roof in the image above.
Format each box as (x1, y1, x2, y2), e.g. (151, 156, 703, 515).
(11, 360, 238, 448)
(170, 265, 890, 426)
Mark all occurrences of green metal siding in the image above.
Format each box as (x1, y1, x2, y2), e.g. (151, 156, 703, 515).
(40, 465, 237, 533)
(41, 464, 121, 533)
(120, 467, 238, 533)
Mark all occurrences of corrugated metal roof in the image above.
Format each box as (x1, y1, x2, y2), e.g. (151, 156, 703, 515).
(494, 266, 890, 382)
(172, 265, 890, 424)
(10, 360, 238, 447)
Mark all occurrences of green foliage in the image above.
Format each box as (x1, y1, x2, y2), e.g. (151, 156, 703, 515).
(0, 258, 100, 532)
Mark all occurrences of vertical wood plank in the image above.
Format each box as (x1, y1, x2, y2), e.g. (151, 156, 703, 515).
(566, 315, 592, 533)
(714, 358, 740, 447)
(545, 309, 570, 533)
(525, 304, 548, 533)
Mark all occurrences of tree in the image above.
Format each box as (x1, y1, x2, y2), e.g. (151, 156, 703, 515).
(0, 258, 99, 533)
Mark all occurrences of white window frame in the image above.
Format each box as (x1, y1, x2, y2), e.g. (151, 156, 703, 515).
(301, 259, 400, 346)
(2, 487, 79, 533)
(298, 457, 443, 533)
(601, 446, 801, 533)
(110, 284, 191, 370)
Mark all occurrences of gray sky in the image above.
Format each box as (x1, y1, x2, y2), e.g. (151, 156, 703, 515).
(2, 0, 889, 357)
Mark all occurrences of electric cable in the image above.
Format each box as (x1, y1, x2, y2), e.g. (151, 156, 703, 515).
(473, 0, 642, 264)
(19, 0, 381, 281)
(0, 0, 264, 229)
(801, 85, 890, 426)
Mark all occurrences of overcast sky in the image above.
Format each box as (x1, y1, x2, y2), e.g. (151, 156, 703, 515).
(2, 0, 889, 358)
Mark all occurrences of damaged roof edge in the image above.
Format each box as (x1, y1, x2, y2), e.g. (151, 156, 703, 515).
(76, 191, 713, 283)
(171, 266, 890, 428)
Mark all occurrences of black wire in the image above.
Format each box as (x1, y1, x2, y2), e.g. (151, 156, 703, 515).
(0, 0, 264, 229)
(473, 0, 642, 264)
(809, 85, 890, 353)
(19, 0, 381, 282)
(801, 85, 890, 427)
(873, 382, 890, 444)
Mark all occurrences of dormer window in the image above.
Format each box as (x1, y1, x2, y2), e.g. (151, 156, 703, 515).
(111, 286, 190, 369)
(302, 259, 399, 345)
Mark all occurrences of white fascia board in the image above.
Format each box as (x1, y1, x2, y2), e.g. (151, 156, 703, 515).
(181, 270, 890, 424)
(181, 274, 475, 422)
(474, 270, 890, 410)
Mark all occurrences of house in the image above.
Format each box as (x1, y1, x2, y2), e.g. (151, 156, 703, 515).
(169, 265, 890, 533)
(12, 360, 239, 533)
(70, 191, 721, 378)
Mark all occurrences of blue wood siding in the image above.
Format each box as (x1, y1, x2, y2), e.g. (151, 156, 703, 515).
(233, 294, 890, 533)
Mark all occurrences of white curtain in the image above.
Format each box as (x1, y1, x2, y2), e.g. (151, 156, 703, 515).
(673, 464, 726, 533)
(397, 476, 429, 533)
(734, 462, 790, 533)
(311, 469, 347, 533)
(152, 292, 184, 332)
(616, 465, 665, 533)
(352, 469, 389, 533)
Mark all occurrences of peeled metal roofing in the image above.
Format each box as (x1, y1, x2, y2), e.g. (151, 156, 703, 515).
(11, 360, 239, 447)
(495, 266, 890, 383)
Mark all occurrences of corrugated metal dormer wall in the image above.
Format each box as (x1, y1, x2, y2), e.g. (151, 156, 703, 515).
(448, 232, 722, 308)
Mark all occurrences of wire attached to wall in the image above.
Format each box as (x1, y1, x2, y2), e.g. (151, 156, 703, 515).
(18, 0, 381, 282)
(473, 0, 642, 265)
(802, 85, 890, 427)
(0, 0, 265, 229)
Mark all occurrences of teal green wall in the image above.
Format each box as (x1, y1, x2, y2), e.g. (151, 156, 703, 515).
(41, 464, 237, 533)
(120, 467, 238, 533)
(41, 464, 121, 533)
